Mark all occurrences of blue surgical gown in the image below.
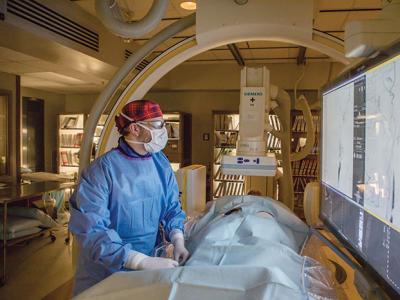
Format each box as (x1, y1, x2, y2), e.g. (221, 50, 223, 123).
(69, 137, 186, 295)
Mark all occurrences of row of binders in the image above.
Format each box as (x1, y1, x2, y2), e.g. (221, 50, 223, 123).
(268, 114, 281, 131)
(292, 159, 318, 176)
(60, 150, 79, 166)
(293, 135, 319, 154)
(293, 176, 315, 193)
(266, 133, 281, 150)
(60, 133, 83, 147)
(292, 115, 320, 133)
(213, 181, 244, 198)
(214, 169, 244, 182)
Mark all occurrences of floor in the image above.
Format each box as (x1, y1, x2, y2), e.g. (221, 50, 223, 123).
(0, 227, 74, 300)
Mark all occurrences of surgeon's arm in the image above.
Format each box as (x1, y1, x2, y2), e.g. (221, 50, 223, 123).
(69, 158, 132, 272)
(162, 167, 186, 239)
(162, 167, 189, 263)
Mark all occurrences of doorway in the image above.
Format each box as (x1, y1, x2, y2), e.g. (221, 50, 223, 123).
(22, 97, 44, 172)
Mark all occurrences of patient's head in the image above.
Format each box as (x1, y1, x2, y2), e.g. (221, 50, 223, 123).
(247, 190, 262, 196)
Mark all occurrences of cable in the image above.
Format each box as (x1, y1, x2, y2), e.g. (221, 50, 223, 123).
(313, 28, 345, 43)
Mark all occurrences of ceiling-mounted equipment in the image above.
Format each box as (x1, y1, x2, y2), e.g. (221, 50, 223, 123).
(221, 66, 277, 177)
(95, 0, 168, 39)
(345, 0, 400, 57)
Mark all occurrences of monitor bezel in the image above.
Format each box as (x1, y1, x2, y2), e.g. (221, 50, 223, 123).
(319, 38, 400, 299)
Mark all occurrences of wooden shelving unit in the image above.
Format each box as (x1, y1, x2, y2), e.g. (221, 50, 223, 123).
(58, 114, 108, 177)
(58, 114, 85, 177)
(212, 112, 244, 199)
(162, 112, 191, 172)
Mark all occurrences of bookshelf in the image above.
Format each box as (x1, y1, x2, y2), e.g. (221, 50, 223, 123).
(92, 114, 108, 157)
(58, 114, 84, 177)
(291, 110, 320, 217)
(162, 112, 191, 172)
(58, 114, 108, 177)
(212, 112, 244, 199)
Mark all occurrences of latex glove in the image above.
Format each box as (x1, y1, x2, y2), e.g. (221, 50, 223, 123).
(171, 231, 190, 264)
(124, 251, 178, 270)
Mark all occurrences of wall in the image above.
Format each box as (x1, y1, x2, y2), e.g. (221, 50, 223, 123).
(21, 87, 66, 172)
(65, 94, 99, 114)
(0, 71, 17, 181)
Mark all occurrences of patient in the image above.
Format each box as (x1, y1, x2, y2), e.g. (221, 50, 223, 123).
(74, 195, 337, 300)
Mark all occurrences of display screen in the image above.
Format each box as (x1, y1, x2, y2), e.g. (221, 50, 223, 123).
(321, 50, 400, 296)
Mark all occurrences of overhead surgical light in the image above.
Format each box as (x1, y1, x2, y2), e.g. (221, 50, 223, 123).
(180, 1, 197, 11)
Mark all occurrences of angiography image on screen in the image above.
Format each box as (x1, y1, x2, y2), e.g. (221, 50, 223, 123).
(365, 60, 400, 227)
(322, 81, 354, 198)
(321, 53, 400, 296)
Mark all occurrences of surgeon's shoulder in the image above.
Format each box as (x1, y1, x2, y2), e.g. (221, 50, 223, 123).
(153, 151, 172, 168)
(81, 150, 113, 176)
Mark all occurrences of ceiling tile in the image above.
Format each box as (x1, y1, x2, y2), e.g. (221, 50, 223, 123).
(164, 1, 180, 18)
(346, 11, 381, 22)
(178, 26, 195, 37)
(189, 51, 218, 61)
(317, 0, 354, 10)
(305, 48, 326, 57)
(314, 12, 348, 30)
(288, 48, 299, 58)
(250, 48, 292, 59)
(24, 72, 88, 85)
(236, 42, 250, 49)
(75, 1, 96, 17)
(238, 49, 253, 59)
(212, 50, 234, 60)
(0, 62, 45, 74)
(0, 47, 38, 62)
(353, 0, 381, 7)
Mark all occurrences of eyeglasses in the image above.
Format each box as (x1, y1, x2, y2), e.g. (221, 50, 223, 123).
(137, 120, 166, 130)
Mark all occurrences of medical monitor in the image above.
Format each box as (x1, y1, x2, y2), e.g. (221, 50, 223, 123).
(321, 40, 400, 298)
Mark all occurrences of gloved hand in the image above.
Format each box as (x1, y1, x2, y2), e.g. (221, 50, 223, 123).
(171, 231, 190, 264)
(124, 251, 178, 270)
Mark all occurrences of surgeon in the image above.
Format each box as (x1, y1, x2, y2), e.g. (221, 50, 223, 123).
(69, 100, 189, 295)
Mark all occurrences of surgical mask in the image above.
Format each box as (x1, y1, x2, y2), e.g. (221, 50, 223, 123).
(125, 123, 168, 153)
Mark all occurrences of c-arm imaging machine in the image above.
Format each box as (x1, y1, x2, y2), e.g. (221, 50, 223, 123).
(71, 1, 398, 299)
(221, 66, 315, 211)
